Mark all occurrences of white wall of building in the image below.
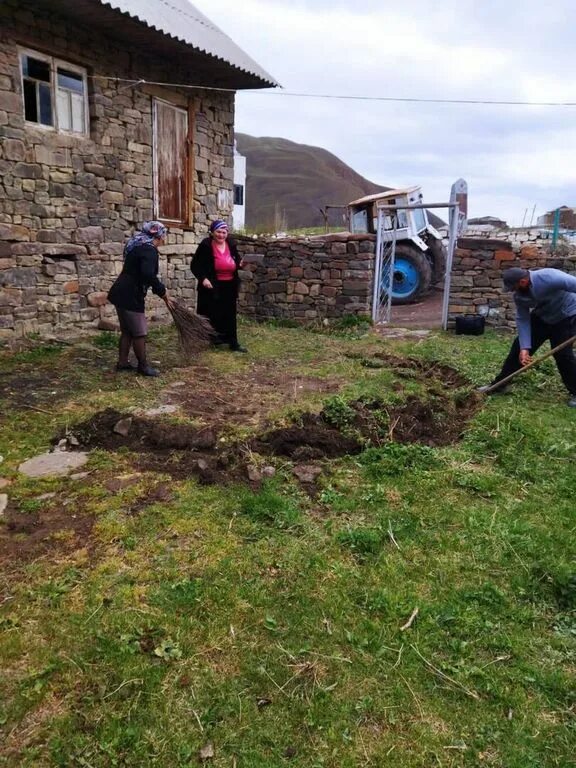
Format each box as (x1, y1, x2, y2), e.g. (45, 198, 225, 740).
(233, 143, 246, 231)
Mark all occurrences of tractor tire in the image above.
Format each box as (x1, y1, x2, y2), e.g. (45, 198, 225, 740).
(427, 238, 447, 285)
(384, 243, 433, 305)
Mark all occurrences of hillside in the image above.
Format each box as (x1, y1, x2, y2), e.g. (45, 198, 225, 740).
(235, 133, 389, 230)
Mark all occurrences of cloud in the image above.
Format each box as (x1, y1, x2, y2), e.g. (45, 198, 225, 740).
(192, 0, 576, 223)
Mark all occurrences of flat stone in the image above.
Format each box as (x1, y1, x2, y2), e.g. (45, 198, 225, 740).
(18, 451, 89, 478)
(35, 492, 57, 501)
(143, 404, 179, 417)
(0, 494, 8, 515)
(262, 466, 276, 478)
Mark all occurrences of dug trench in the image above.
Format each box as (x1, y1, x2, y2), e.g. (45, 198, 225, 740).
(52, 355, 481, 479)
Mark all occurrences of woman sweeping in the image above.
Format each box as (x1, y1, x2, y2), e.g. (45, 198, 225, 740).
(190, 220, 247, 353)
(108, 220, 174, 376)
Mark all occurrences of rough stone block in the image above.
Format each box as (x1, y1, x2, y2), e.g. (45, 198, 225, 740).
(3, 139, 26, 162)
(294, 281, 309, 295)
(101, 191, 124, 204)
(0, 288, 21, 307)
(75, 226, 104, 244)
(0, 268, 36, 288)
(495, 250, 515, 262)
(87, 291, 108, 307)
(0, 223, 30, 241)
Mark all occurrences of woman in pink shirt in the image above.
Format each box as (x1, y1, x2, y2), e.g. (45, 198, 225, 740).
(190, 220, 247, 352)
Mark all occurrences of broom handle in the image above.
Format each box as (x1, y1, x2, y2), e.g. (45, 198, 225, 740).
(484, 333, 576, 393)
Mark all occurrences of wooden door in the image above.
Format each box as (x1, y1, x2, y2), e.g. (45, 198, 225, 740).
(153, 99, 189, 224)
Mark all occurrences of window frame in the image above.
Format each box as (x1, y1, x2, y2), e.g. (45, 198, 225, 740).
(19, 47, 89, 135)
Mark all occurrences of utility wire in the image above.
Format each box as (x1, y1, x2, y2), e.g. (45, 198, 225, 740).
(89, 75, 576, 107)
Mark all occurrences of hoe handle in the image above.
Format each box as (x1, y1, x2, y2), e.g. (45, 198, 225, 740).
(483, 333, 576, 394)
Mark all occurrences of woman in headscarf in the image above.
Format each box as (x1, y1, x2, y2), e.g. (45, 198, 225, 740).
(190, 220, 247, 352)
(108, 220, 174, 376)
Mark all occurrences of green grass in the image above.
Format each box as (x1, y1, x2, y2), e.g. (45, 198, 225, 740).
(0, 323, 574, 767)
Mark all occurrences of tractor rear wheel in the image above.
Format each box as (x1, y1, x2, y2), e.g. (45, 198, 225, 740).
(427, 238, 447, 285)
(382, 244, 432, 305)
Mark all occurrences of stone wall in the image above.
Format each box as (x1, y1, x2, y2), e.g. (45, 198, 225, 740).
(236, 234, 375, 321)
(449, 234, 576, 328)
(0, 0, 235, 338)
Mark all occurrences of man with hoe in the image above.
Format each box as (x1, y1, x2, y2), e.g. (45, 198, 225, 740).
(479, 266, 576, 407)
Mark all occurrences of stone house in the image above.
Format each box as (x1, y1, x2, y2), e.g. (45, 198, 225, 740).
(0, 0, 276, 338)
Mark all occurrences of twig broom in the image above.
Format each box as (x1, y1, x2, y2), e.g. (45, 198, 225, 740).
(168, 302, 216, 360)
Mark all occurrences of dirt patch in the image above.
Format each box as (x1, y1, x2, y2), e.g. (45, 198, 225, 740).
(253, 413, 363, 460)
(61, 409, 217, 453)
(58, 409, 250, 485)
(160, 361, 341, 430)
(254, 388, 480, 458)
(0, 495, 95, 568)
(370, 353, 470, 389)
(386, 393, 480, 445)
(47, 353, 480, 493)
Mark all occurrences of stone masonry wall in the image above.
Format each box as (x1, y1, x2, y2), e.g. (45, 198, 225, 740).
(449, 233, 576, 328)
(236, 234, 375, 321)
(0, 0, 235, 338)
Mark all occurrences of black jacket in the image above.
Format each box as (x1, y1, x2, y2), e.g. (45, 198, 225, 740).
(108, 243, 166, 312)
(190, 237, 241, 317)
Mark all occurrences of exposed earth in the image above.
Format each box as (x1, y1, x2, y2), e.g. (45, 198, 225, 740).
(0, 345, 480, 568)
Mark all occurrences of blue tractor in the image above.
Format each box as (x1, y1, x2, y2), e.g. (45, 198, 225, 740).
(348, 187, 445, 304)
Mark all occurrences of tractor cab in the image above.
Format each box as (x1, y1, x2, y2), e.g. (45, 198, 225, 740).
(347, 187, 445, 304)
(348, 187, 438, 246)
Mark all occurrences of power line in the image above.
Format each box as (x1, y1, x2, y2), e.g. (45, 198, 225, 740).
(89, 76, 576, 107)
(251, 91, 576, 107)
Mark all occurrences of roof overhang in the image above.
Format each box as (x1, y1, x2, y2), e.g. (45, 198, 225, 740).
(33, 0, 278, 90)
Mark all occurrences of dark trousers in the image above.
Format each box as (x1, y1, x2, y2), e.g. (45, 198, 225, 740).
(211, 280, 238, 348)
(492, 314, 576, 394)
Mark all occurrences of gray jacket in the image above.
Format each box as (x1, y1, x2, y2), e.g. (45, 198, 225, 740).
(514, 268, 576, 348)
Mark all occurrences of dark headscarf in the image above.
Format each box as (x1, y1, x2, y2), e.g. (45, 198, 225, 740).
(124, 221, 168, 256)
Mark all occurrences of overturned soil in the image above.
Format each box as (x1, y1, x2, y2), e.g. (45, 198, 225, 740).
(51, 356, 479, 484)
(255, 389, 480, 458)
(159, 361, 341, 430)
(57, 409, 249, 485)
(253, 413, 364, 461)
(368, 353, 470, 388)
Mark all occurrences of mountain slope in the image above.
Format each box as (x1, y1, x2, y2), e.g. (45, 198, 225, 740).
(235, 133, 389, 230)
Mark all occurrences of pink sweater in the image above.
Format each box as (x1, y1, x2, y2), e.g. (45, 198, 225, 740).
(212, 242, 236, 281)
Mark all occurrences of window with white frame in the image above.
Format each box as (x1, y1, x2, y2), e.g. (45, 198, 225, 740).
(20, 49, 88, 134)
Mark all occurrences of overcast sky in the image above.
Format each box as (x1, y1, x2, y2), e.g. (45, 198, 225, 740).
(193, 0, 576, 225)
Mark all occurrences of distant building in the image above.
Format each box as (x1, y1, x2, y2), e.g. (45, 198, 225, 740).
(537, 206, 576, 229)
(233, 142, 246, 231)
(467, 216, 508, 229)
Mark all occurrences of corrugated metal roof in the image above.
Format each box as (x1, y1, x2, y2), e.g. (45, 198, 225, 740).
(98, 0, 278, 87)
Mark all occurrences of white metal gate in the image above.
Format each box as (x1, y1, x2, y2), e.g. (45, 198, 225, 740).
(371, 180, 467, 330)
